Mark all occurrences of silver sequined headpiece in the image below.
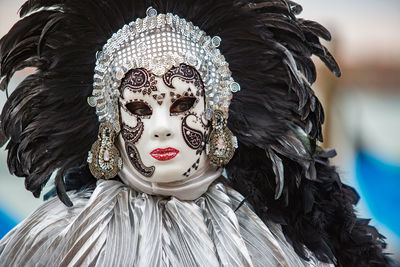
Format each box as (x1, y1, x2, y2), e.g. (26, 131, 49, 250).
(88, 7, 241, 133)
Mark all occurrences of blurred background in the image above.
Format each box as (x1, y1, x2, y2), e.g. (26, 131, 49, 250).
(0, 0, 399, 259)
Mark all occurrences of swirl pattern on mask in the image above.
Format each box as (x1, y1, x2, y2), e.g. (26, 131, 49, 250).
(121, 119, 155, 177)
(163, 64, 203, 91)
(120, 68, 157, 96)
(125, 144, 155, 177)
(181, 113, 204, 151)
(121, 120, 144, 144)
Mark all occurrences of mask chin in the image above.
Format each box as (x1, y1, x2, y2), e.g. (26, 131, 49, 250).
(117, 135, 222, 200)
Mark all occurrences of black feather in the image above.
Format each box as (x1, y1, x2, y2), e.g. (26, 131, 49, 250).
(299, 19, 332, 41)
(19, 0, 62, 17)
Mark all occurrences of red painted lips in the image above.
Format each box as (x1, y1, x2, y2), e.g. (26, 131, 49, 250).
(150, 147, 179, 161)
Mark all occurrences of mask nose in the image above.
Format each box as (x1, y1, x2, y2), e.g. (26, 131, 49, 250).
(152, 126, 173, 140)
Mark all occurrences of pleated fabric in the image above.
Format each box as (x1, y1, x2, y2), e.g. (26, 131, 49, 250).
(0, 180, 332, 267)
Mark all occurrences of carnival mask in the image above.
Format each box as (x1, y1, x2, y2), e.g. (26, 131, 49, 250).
(117, 63, 210, 183)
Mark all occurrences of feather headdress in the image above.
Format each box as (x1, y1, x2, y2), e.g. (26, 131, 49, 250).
(0, 0, 390, 265)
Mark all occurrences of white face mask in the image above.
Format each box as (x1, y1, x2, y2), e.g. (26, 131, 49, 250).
(117, 64, 212, 185)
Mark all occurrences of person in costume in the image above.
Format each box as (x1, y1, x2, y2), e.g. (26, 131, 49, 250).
(0, 0, 393, 266)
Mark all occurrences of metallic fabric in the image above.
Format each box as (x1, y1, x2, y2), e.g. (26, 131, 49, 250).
(0, 180, 332, 266)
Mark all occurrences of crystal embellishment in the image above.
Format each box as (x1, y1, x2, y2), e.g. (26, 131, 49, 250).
(146, 7, 157, 18)
(103, 149, 110, 162)
(87, 96, 97, 107)
(87, 151, 93, 163)
(230, 82, 241, 93)
(211, 36, 221, 48)
(203, 108, 213, 121)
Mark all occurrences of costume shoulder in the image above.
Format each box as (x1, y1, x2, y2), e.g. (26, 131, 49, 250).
(0, 181, 122, 266)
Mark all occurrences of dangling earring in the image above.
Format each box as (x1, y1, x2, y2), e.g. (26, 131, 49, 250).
(87, 121, 122, 179)
(207, 110, 237, 166)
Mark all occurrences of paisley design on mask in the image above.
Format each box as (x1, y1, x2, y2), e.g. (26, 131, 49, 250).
(181, 113, 204, 150)
(120, 68, 157, 96)
(121, 120, 144, 144)
(121, 119, 155, 177)
(163, 64, 203, 92)
(125, 143, 155, 177)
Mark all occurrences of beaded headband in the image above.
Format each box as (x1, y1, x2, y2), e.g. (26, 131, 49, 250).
(87, 7, 240, 133)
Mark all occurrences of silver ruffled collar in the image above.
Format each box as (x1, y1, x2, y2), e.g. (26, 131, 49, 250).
(0, 180, 331, 267)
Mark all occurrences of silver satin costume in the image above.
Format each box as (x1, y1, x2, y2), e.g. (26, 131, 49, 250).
(0, 179, 331, 267)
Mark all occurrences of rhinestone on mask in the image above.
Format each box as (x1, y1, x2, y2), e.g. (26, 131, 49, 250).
(211, 36, 221, 48)
(230, 82, 241, 93)
(146, 7, 157, 18)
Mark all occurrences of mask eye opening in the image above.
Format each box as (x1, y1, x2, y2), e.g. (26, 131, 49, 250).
(123, 100, 153, 118)
(170, 96, 197, 115)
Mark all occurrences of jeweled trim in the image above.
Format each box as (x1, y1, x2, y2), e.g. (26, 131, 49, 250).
(88, 8, 241, 134)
